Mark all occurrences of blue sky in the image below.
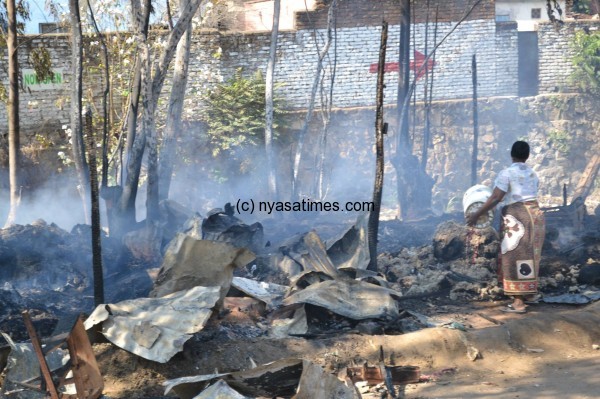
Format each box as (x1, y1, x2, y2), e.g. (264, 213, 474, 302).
(25, 0, 64, 34)
(24, 0, 167, 34)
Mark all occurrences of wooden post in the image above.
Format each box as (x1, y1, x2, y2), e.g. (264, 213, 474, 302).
(368, 21, 388, 272)
(85, 107, 105, 306)
(22, 311, 60, 399)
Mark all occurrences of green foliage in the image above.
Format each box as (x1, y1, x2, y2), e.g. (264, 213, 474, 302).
(0, 0, 30, 43)
(80, 32, 137, 179)
(202, 68, 285, 157)
(548, 95, 567, 110)
(570, 30, 600, 97)
(548, 129, 572, 154)
(572, 0, 595, 14)
(0, 1, 29, 98)
(34, 133, 52, 148)
(29, 48, 53, 82)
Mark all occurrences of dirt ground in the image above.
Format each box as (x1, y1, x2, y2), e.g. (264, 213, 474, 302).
(2, 213, 599, 398)
(95, 298, 600, 399)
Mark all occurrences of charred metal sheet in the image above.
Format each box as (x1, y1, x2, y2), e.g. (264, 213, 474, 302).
(268, 304, 308, 338)
(289, 270, 334, 291)
(325, 213, 370, 270)
(273, 230, 341, 278)
(294, 360, 360, 399)
(192, 380, 250, 399)
(1, 331, 70, 399)
(542, 293, 592, 304)
(230, 277, 288, 309)
(164, 358, 304, 399)
(150, 235, 255, 303)
(84, 286, 220, 363)
(165, 359, 358, 399)
(302, 231, 342, 277)
(283, 279, 401, 320)
(202, 207, 264, 252)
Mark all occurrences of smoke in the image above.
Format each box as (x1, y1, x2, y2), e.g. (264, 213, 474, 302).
(165, 113, 394, 223)
(6, 173, 86, 231)
(168, 141, 275, 220)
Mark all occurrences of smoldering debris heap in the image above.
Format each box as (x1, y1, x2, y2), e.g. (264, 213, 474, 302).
(2, 201, 600, 398)
(0, 221, 114, 339)
(0, 220, 150, 326)
(379, 220, 502, 301)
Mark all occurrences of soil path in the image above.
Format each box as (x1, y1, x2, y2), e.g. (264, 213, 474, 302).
(96, 301, 600, 398)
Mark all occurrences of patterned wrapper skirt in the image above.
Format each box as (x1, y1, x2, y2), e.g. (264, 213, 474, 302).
(498, 201, 545, 296)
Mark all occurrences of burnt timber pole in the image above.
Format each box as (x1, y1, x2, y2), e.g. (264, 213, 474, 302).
(471, 54, 479, 186)
(85, 107, 105, 306)
(368, 21, 388, 272)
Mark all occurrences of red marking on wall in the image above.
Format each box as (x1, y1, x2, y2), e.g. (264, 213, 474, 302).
(369, 50, 435, 80)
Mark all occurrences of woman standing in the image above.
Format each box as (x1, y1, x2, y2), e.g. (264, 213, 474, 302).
(467, 141, 545, 313)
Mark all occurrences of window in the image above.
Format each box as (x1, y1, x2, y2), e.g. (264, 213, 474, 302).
(531, 8, 542, 19)
(496, 13, 511, 22)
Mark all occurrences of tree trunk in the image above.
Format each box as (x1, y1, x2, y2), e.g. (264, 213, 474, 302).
(423, 6, 439, 174)
(69, 0, 91, 223)
(140, 0, 202, 225)
(159, 0, 193, 201)
(114, 0, 152, 236)
(471, 54, 479, 186)
(393, 0, 412, 220)
(118, 0, 200, 231)
(314, 0, 338, 200)
(86, 1, 110, 189)
(264, 0, 281, 201)
(122, 55, 143, 188)
(396, 0, 411, 150)
(368, 22, 388, 272)
(84, 107, 104, 306)
(291, 0, 336, 201)
(593, 0, 600, 15)
(4, 0, 20, 228)
(392, 0, 483, 219)
(421, 0, 431, 172)
(144, 47, 160, 224)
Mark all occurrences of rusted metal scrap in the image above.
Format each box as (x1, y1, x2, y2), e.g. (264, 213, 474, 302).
(9, 310, 103, 399)
(347, 363, 420, 385)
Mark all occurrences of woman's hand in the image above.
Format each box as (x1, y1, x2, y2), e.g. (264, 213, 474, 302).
(465, 187, 506, 227)
(466, 212, 479, 226)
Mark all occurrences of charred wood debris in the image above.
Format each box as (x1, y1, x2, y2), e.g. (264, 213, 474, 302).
(1, 197, 600, 398)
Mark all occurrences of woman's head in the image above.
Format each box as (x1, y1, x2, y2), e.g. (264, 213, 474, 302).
(511, 141, 530, 161)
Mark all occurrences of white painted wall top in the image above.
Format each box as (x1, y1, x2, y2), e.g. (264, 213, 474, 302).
(496, 0, 566, 31)
(242, 0, 317, 31)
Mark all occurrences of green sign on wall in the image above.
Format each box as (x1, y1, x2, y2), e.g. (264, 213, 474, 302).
(22, 68, 65, 90)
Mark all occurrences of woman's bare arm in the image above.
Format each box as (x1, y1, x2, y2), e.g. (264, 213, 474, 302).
(466, 187, 506, 226)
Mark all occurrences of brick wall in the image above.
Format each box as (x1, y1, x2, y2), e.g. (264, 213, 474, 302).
(537, 20, 598, 93)
(295, 0, 495, 29)
(0, 34, 72, 142)
(177, 18, 518, 116)
(2, 17, 592, 139)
